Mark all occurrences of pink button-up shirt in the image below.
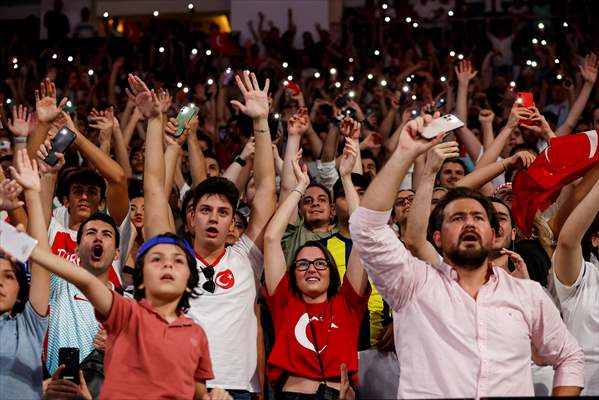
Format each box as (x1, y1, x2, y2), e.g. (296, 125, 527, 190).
(349, 207, 584, 398)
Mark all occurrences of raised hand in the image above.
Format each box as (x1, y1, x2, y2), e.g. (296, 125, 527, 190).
(340, 117, 361, 140)
(230, 70, 270, 119)
(158, 89, 173, 114)
(287, 107, 309, 136)
(524, 106, 554, 139)
(501, 248, 529, 280)
(35, 78, 68, 123)
(424, 141, 460, 174)
(455, 60, 478, 84)
(292, 158, 310, 194)
(239, 137, 256, 160)
(7, 105, 32, 137)
(339, 364, 356, 400)
(346, 100, 365, 122)
(478, 109, 494, 125)
(9, 149, 41, 193)
(0, 179, 24, 211)
(36, 140, 65, 175)
(126, 74, 160, 119)
(89, 107, 115, 131)
(360, 131, 383, 151)
(579, 52, 598, 84)
(506, 101, 533, 129)
(398, 114, 446, 156)
(507, 150, 536, 170)
(339, 137, 359, 177)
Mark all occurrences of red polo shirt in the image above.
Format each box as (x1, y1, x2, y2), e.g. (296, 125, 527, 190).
(98, 293, 213, 399)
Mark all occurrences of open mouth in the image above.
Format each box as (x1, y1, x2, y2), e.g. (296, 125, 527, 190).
(91, 244, 104, 260)
(161, 273, 174, 281)
(460, 232, 480, 243)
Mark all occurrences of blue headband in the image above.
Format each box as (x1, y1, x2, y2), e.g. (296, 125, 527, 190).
(136, 234, 196, 264)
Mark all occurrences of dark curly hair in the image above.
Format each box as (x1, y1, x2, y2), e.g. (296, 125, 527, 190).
(288, 241, 341, 299)
(133, 233, 199, 313)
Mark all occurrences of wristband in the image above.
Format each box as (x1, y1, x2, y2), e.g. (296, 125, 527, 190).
(14, 136, 28, 144)
(292, 189, 304, 197)
(234, 156, 247, 167)
(254, 128, 270, 134)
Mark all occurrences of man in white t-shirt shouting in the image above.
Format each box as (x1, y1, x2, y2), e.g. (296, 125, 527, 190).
(186, 71, 276, 399)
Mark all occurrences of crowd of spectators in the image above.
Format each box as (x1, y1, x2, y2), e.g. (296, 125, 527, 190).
(1, 0, 599, 399)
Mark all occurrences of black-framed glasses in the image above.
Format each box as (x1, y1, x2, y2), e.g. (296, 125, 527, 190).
(395, 196, 414, 207)
(294, 258, 329, 271)
(201, 267, 216, 293)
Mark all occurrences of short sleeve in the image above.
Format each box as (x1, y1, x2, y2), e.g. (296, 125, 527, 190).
(263, 274, 292, 321)
(553, 258, 587, 302)
(20, 301, 49, 343)
(233, 234, 264, 279)
(339, 276, 371, 323)
(96, 291, 135, 336)
(193, 328, 215, 381)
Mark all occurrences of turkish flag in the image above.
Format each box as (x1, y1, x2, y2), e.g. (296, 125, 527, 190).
(512, 130, 599, 236)
(209, 31, 241, 57)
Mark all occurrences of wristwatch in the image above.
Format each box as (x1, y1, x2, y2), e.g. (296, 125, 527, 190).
(234, 156, 247, 167)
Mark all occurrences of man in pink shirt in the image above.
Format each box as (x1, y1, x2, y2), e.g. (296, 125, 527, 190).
(349, 116, 585, 398)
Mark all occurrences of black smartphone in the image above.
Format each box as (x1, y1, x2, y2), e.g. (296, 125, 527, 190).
(335, 94, 349, 109)
(58, 347, 80, 385)
(45, 127, 77, 166)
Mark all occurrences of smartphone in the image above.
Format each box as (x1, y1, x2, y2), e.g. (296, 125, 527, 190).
(0, 220, 38, 263)
(45, 127, 77, 167)
(286, 80, 301, 96)
(421, 114, 464, 139)
(334, 94, 349, 109)
(516, 92, 534, 126)
(58, 347, 80, 385)
(223, 68, 234, 85)
(175, 104, 199, 137)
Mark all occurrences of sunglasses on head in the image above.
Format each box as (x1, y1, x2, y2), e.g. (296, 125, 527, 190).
(201, 266, 216, 293)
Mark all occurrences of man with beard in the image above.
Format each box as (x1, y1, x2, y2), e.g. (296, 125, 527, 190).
(349, 115, 584, 398)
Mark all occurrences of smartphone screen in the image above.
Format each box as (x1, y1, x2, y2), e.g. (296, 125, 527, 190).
(58, 347, 80, 385)
(45, 127, 77, 167)
(0, 220, 38, 263)
(516, 92, 534, 108)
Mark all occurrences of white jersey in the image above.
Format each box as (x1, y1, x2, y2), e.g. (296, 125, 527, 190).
(187, 234, 263, 392)
(553, 260, 599, 395)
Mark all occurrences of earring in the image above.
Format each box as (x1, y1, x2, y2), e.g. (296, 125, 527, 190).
(185, 287, 192, 293)
(138, 283, 145, 289)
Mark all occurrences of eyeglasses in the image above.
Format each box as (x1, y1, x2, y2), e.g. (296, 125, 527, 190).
(395, 196, 414, 206)
(294, 258, 329, 271)
(201, 266, 216, 293)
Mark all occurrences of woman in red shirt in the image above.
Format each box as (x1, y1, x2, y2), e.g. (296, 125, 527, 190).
(263, 151, 370, 399)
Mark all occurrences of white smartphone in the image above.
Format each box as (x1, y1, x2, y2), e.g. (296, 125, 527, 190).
(421, 114, 464, 139)
(0, 220, 38, 263)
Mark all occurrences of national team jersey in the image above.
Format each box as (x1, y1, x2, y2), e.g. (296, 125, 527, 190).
(319, 233, 389, 348)
(187, 234, 263, 392)
(264, 274, 370, 387)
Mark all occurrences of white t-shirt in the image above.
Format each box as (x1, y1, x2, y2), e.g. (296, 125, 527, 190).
(553, 260, 599, 395)
(187, 234, 263, 392)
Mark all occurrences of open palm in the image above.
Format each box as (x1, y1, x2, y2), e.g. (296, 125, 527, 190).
(126, 74, 160, 119)
(230, 71, 270, 119)
(10, 149, 41, 192)
(35, 78, 67, 123)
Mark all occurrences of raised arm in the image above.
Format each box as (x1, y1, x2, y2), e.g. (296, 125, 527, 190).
(10, 150, 50, 316)
(263, 160, 309, 294)
(222, 138, 255, 193)
(280, 108, 309, 212)
(230, 71, 276, 250)
(555, 53, 598, 136)
(185, 117, 208, 187)
(127, 74, 172, 238)
(404, 142, 459, 263)
(457, 151, 535, 192)
(350, 116, 445, 310)
(454, 60, 483, 160)
(338, 138, 369, 295)
(28, 78, 67, 160)
(553, 175, 599, 286)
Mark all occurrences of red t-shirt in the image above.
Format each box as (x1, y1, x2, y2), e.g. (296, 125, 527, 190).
(98, 293, 214, 399)
(264, 275, 370, 387)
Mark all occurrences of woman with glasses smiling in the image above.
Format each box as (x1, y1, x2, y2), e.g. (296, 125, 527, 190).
(262, 158, 370, 399)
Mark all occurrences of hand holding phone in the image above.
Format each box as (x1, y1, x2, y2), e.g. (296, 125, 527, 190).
(516, 92, 534, 126)
(58, 347, 80, 385)
(45, 127, 76, 167)
(175, 104, 199, 137)
(286, 81, 301, 96)
(0, 220, 38, 263)
(421, 114, 464, 139)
